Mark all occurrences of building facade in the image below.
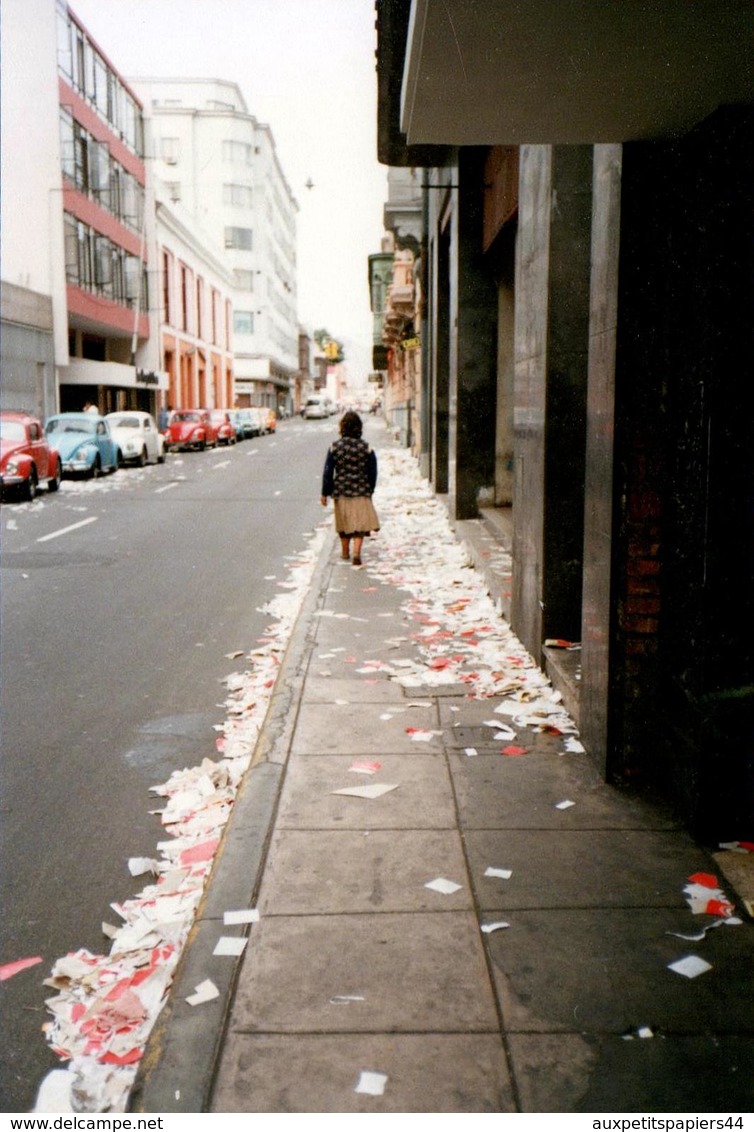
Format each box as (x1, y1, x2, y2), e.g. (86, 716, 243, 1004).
(155, 200, 235, 413)
(1, 0, 162, 417)
(132, 78, 299, 412)
(375, 0, 754, 841)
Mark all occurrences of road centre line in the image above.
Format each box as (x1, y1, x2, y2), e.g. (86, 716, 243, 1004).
(37, 516, 98, 543)
(154, 482, 179, 494)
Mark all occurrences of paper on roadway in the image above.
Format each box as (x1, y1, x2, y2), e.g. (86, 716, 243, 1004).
(667, 954, 713, 979)
(213, 936, 248, 957)
(485, 867, 512, 879)
(224, 908, 260, 925)
(186, 979, 220, 1006)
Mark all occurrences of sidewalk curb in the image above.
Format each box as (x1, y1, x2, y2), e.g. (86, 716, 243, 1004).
(129, 525, 336, 1114)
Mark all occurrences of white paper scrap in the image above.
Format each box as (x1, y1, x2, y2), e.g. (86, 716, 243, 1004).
(33, 1069, 74, 1113)
(330, 995, 366, 1005)
(485, 867, 513, 880)
(332, 783, 399, 799)
(555, 800, 576, 810)
(127, 856, 158, 877)
(481, 921, 510, 934)
(186, 979, 220, 1006)
(667, 954, 712, 979)
(213, 936, 248, 957)
(425, 877, 462, 895)
(355, 1071, 388, 1097)
(224, 909, 260, 925)
(565, 738, 586, 753)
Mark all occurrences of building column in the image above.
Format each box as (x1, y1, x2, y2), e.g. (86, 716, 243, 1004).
(512, 145, 592, 658)
(448, 148, 497, 519)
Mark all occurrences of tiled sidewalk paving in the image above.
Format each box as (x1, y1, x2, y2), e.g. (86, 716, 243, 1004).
(210, 440, 754, 1113)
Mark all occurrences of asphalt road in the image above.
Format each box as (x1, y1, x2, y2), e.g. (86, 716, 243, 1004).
(0, 417, 334, 1112)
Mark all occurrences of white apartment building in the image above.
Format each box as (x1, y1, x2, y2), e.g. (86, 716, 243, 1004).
(133, 78, 299, 410)
(1, 0, 164, 418)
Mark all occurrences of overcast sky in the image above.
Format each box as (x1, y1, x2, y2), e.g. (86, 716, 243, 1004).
(69, 0, 389, 384)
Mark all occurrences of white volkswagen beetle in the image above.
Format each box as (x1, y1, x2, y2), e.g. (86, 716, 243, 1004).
(106, 411, 166, 467)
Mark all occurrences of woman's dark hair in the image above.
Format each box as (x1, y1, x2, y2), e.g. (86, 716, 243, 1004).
(339, 410, 363, 438)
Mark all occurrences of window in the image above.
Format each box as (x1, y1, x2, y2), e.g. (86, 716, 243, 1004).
(94, 236, 113, 295)
(60, 110, 75, 181)
(223, 183, 253, 207)
(162, 250, 172, 325)
(180, 265, 189, 332)
(196, 277, 204, 339)
(90, 141, 110, 208)
(234, 269, 254, 291)
(224, 227, 253, 250)
(234, 310, 254, 335)
(64, 215, 79, 284)
(161, 137, 180, 165)
(56, 6, 73, 79)
(222, 140, 253, 165)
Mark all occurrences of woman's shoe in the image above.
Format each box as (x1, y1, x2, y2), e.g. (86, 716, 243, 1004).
(352, 556, 362, 567)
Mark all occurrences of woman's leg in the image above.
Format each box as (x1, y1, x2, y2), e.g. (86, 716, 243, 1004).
(340, 536, 351, 560)
(352, 535, 364, 565)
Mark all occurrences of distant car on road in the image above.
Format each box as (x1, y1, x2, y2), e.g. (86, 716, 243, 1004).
(43, 413, 119, 478)
(162, 409, 218, 451)
(106, 411, 166, 466)
(1, 411, 62, 500)
(303, 395, 332, 419)
(209, 410, 237, 446)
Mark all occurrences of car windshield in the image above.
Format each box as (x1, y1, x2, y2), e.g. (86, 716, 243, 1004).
(46, 418, 96, 435)
(173, 412, 199, 423)
(0, 421, 27, 441)
(110, 416, 140, 429)
(210, 412, 226, 421)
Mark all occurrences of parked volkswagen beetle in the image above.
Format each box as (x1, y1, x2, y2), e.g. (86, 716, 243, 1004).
(1, 411, 62, 500)
(162, 409, 218, 451)
(106, 410, 166, 466)
(43, 413, 119, 478)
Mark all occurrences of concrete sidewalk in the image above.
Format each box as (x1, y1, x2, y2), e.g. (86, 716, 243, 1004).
(133, 423, 754, 1115)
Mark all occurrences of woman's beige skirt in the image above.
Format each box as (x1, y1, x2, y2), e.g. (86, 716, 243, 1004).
(333, 496, 380, 536)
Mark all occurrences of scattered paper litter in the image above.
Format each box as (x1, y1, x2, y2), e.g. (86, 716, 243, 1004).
(0, 955, 43, 981)
(332, 783, 399, 799)
(425, 877, 462, 895)
(464, 747, 478, 757)
(405, 727, 443, 742)
(622, 1026, 654, 1040)
(330, 994, 366, 1005)
(481, 921, 510, 934)
(349, 760, 383, 775)
(485, 867, 512, 880)
(354, 1070, 388, 1096)
(186, 979, 220, 1006)
(33, 1069, 74, 1113)
(555, 800, 576, 810)
(224, 909, 260, 925)
(212, 936, 248, 958)
(127, 857, 158, 877)
(667, 954, 713, 979)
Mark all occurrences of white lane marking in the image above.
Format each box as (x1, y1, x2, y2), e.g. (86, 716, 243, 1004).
(155, 482, 179, 494)
(246, 448, 259, 456)
(212, 460, 231, 469)
(37, 516, 98, 543)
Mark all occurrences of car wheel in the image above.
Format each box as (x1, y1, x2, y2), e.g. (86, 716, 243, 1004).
(22, 467, 38, 502)
(137, 447, 147, 468)
(90, 456, 101, 479)
(116, 449, 124, 469)
(157, 450, 166, 464)
(48, 461, 62, 493)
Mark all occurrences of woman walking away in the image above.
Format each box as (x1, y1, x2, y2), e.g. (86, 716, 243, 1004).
(321, 411, 379, 566)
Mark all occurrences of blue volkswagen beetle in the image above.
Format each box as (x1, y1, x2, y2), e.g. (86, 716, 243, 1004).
(44, 413, 119, 478)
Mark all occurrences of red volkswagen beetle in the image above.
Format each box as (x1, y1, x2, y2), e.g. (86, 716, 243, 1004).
(1, 411, 62, 501)
(162, 409, 219, 452)
(209, 409, 236, 446)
